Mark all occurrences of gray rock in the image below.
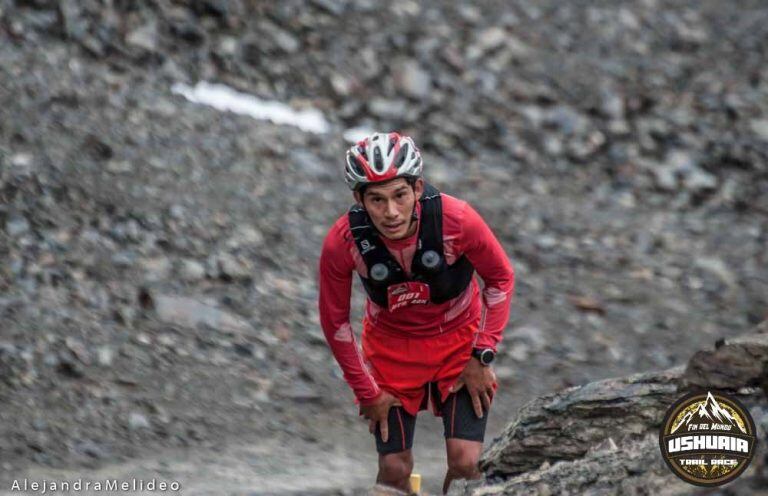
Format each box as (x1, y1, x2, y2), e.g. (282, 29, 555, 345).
(600, 88, 625, 120)
(72, 440, 108, 459)
(392, 58, 432, 99)
(96, 346, 114, 367)
(290, 150, 333, 179)
(506, 325, 548, 361)
(494, 366, 516, 381)
(683, 324, 768, 390)
(467, 435, 691, 496)
(535, 235, 557, 250)
(280, 380, 322, 403)
(651, 164, 678, 191)
(217, 36, 238, 57)
(546, 105, 587, 136)
(367, 484, 411, 496)
(169, 204, 186, 219)
(31, 417, 48, 431)
(10, 152, 34, 171)
(65, 337, 90, 365)
(105, 159, 134, 174)
(694, 256, 737, 289)
(368, 98, 408, 119)
(127, 412, 151, 431)
(114, 305, 137, 326)
(457, 5, 482, 24)
(139, 257, 173, 282)
(330, 73, 354, 97)
(682, 167, 718, 192)
(480, 366, 684, 477)
(111, 250, 136, 268)
(261, 21, 300, 53)
(168, 16, 205, 45)
(6, 215, 30, 237)
(310, 0, 345, 16)
(467, 27, 507, 60)
(179, 259, 206, 282)
(216, 252, 253, 281)
(646, 151, 718, 193)
(152, 294, 253, 334)
(126, 21, 158, 52)
(57, 0, 86, 40)
(750, 119, 768, 141)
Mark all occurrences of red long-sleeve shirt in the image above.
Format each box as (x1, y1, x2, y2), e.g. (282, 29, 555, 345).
(317, 193, 514, 405)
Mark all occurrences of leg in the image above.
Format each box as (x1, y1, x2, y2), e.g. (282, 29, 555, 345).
(377, 449, 414, 492)
(374, 406, 417, 492)
(442, 439, 483, 494)
(439, 386, 490, 494)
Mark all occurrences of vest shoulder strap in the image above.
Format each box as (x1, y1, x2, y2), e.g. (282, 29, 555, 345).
(418, 182, 443, 255)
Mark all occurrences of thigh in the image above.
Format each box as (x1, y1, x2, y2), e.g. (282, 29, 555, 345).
(375, 406, 417, 455)
(440, 386, 489, 442)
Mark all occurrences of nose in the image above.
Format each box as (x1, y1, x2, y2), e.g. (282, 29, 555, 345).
(385, 200, 399, 218)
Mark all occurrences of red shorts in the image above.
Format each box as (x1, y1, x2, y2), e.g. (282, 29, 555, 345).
(360, 318, 497, 417)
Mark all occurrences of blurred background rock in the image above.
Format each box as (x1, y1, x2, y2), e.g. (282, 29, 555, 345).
(0, 0, 766, 494)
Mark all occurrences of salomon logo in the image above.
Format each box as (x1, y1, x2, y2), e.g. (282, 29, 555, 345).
(360, 239, 374, 255)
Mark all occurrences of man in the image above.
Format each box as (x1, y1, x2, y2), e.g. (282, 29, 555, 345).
(318, 132, 514, 494)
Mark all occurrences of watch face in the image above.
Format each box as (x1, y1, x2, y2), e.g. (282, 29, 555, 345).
(480, 349, 495, 365)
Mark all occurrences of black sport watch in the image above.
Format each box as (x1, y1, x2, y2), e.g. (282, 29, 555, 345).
(471, 347, 496, 366)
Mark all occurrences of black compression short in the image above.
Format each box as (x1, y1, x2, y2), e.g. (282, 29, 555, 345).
(374, 382, 490, 455)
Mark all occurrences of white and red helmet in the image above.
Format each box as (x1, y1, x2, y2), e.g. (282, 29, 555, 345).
(344, 132, 423, 191)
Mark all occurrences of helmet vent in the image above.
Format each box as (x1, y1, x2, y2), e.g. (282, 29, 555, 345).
(347, 154, 365, 176)
(374, 147, 383, 171)
(395, 143, 409, 167)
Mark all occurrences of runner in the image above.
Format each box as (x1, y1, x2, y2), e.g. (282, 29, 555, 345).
(318, 132, 514, 494)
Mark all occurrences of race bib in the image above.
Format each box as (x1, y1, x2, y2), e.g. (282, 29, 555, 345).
(387, 282, 430, 312)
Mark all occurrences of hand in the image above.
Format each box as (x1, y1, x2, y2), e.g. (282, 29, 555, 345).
(449, 358, 497, 418)
(360, 391, 402, 443)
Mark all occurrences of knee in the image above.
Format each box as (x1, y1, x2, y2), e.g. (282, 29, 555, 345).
(447, 451, 480, 478)
(379, 451, 414, 482)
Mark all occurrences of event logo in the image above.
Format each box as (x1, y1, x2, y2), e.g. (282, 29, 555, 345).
(659, 390, 756, 486)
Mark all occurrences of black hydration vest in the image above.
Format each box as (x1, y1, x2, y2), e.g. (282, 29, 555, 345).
(348, 183, 475, 309)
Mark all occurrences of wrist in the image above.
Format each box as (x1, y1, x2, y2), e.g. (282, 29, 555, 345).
(471, 347, 496, 366)
(359, 390, 384, 407)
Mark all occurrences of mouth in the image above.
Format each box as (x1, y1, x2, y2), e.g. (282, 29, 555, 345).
(382, 222, 404, 232)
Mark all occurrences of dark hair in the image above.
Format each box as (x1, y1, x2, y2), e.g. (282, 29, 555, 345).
(358, 176, 418, 197)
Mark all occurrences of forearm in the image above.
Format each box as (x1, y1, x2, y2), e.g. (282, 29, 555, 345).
(474, 280, 514, 351)
(460, 203, 515, 351)
(320, 320, 382, 403)
(318, 229, 381, 403)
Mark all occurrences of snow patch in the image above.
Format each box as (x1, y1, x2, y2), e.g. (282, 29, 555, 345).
(171, 81, 330, 134)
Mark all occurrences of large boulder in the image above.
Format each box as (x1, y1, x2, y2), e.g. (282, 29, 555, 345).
(450, 322, 768, 495)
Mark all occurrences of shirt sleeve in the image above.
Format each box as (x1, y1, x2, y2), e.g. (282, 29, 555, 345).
(459, 202, 515, 351)
(317, 220, 382, 405)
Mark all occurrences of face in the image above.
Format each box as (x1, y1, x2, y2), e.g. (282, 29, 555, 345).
(355, 178, 424, 240)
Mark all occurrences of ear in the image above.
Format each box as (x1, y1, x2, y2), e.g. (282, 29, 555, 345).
(353, 190, 363, 205)
(413, 178, 424, 198)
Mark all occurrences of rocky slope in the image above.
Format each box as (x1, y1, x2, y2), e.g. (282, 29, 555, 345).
(1, 0, 767, 493)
